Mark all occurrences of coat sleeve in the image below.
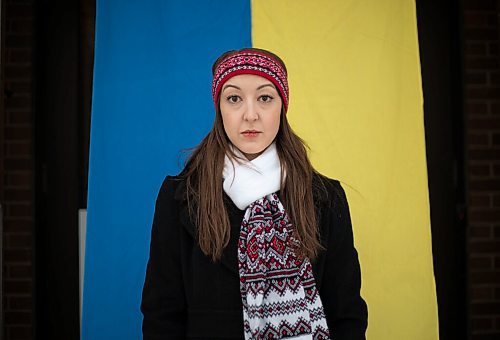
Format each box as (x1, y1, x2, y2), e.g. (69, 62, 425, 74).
(141, 176, 186, 339)
(320, 180, 368, 339)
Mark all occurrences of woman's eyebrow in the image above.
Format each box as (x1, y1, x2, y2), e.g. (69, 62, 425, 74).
(222, 83, 276, 91)
(257, 84, 276, 90)
(222, 84, 240, 91)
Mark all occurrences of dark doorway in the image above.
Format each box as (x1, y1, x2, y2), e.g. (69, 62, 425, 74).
(417, 0, 468, 339)
(34, 0, 94, 338)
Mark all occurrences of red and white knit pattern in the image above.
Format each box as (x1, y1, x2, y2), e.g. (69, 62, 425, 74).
(238, 193, 330, 339)
(212, 50, 289, 112)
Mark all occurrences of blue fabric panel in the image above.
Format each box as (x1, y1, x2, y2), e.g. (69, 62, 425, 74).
(82, 1, 251, 338)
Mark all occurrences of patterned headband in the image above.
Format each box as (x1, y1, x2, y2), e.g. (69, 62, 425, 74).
(212, 49, 289, 113)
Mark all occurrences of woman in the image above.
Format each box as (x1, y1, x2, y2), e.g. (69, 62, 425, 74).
(141, 48, 368, 339)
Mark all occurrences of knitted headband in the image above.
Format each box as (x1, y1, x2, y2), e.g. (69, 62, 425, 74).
(212, 49, 289, 113)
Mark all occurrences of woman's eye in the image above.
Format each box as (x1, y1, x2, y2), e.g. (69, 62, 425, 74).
(259, 95, 273, 102)
(227, 95, 241, 103)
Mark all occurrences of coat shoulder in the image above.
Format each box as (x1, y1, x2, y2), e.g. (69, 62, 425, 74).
(156, 174, 186, 202)
(312, 172, 348, 210)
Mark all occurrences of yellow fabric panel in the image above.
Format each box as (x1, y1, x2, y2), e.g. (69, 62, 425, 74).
(251, 0, 439, 338)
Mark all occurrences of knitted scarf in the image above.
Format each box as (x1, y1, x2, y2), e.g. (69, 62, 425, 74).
(223, 143, 331, 339)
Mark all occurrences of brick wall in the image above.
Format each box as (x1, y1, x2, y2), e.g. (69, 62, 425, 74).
(2, 0, 35, 339)
(464, 0, 500, 338)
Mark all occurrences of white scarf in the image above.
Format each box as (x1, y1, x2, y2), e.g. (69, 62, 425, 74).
(223, 143, 281, 210)
(223, 143, 331, 339)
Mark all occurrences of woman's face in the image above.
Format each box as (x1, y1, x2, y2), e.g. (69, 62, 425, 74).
(219, 74, 282, 160)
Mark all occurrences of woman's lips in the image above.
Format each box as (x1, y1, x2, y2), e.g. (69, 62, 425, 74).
(241, 130, 261, 137)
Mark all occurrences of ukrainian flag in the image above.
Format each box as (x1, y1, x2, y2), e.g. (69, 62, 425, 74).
(83, 0, 439, 339)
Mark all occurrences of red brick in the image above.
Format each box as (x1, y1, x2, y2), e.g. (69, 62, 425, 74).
(5, 34, 33, 49)
(465, 28, 499, 41)
(469, 149, 500, 161)
(492, 133, 500, 145)
(492, 102, 500, 115)
(469, 179, 500, 191)
(5, 173, 32, 187)
(6, 204, 32, 218)
(467, 102, 489, 115)
(470, 271, 500, 286)
(3, 311, 32, 325)
(464, 12, 491, 27)
(463, 1, 497, 10)
(6, 202, 33, 217)
(4, 189, 32, 201)
(4, 127, 31, 140)
(470, 193, 491, 207)
(4, 159, 32, 172)
(3, 219, 33, 233)
(469, 240, 500, 252)
(5, 96, 32, 109)
(469, 255, 493, 269)
(468, 117, 500, 129)
(3, 280, 32, 295)
(8, 325, 33, 339)
(470, 225, 493, 238)
(467, 72, 488, 84)
(466, 42, 488, 55)
(8, 264, 32, 279)
(471, 286, 495, 300)
(6, 111, 33, 125)
(466, 57, 500, 69)
(4, 65, 32, 78)
(7, 49, 32, 64)
(8, 19, 33, 34)
(495, 255, 500, 268)
(4, 249, 32, 262)
(470, 302, 500, 315)
(491, 72, 500, 85)
(470, 210, 500, 222)
(469, 164, 492, 177)
(6, 142, 32, 156)
(489, 42, 499, 56)
(5, 80, 32, 93)
(487, 14, 498, 27)
(471, 316, 494, 330)
(8, 297, 33, 310)
(467, 87, 500, 100)
(494, 164, 500, 177)
(471, 333, 500, 340)
(8, 111, 31, 124)
(6, 232, 32, 247)
(6, 3, 34, 18)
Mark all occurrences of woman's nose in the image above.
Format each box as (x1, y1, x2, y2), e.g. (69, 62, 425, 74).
(243, 101, 259, 121)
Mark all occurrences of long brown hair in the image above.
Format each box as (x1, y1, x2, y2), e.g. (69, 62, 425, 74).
(181, 48, 324, 261)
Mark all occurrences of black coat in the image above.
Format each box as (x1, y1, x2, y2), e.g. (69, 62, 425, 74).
(141, 174, 368, 339)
